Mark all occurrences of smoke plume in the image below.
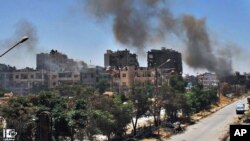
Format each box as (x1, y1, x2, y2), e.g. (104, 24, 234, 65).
(83, 0, 236, 77)
(1, 20, 38, 51)
(84, 0, 175, 51)
(14, 20, 38, 51)
(182, 16, 232, 78)
(0, 20, 38, 68)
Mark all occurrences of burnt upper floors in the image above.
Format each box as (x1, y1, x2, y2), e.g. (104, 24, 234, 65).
(104, 48, 183, 75)
(147, 47, 182, 74)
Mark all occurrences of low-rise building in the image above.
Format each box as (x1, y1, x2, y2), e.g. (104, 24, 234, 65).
(107, 66, 156, 92)
(197, 72, 219, 88)
(0, 69, 48, 95)
(80, 66, 111, 86)
(1, 69, 82, 95)
(47, 71, 81, 88)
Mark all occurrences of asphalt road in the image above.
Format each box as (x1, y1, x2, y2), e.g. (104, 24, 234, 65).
(167, 97, 249, 141)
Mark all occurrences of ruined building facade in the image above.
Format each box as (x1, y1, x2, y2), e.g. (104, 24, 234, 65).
(104, 49, 139, 68)
(105, 48, 184, 91)
(147, 47, 182, 74)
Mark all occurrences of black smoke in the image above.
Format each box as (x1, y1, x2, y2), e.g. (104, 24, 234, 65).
(82, 0, 238, 78)
(0, 20, 38, 52)
(182, 16, 232, 78)
(0, 20, 38, 68)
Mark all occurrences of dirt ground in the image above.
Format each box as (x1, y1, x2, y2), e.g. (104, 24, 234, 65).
(191, 95, 233, 121)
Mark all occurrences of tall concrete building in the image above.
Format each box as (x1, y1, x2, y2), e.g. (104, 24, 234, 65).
(147, 47, 182, 74)
(104, 49, 139, 68)
(37, 50, 87, 72)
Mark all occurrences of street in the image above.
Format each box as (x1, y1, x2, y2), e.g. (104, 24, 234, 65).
(167, 97, 249, 141)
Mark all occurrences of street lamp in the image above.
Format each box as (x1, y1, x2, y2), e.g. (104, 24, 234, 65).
(0, 36, 29, 58)
(158, 59, 171, 68)
(155, 59, 171, 86)
(152, 59, 172, 130)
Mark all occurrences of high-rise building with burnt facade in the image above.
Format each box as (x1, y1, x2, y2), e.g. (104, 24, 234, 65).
(147, 47, 182, 74)
(104, 49, 139, 68)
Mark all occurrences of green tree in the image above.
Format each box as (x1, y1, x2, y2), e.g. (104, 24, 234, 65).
(51, 97, 71, 140)
(30, 91, 72, 140)
(169, 74, 187, 93)
(1, 96, 36, 141)
(91, 110, 115, 141)
(168, 75, 190, 120)
(129, 83, 151, 136)
(112, 95, 132, 139)
(87, 95, 132, 140)
(149, 90, 163, 127)
(187, 84, 218, 113)
(68, 98, 88, 141)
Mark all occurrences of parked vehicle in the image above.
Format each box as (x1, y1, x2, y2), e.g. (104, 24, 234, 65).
(173, 122, 184, 133)
(236, 103, 245, 114)
(165, 121, 184, 133)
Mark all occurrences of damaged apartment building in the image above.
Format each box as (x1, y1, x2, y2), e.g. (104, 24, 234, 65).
(106, 48, 183, 92)
(147, 47, 183, 85)
(0, 50, 110, 95)
(104, 49, 139, 68)
(147, 47, 182, 74)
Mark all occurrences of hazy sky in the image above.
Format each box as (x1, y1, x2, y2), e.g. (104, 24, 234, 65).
(0, 0, 250, 75)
